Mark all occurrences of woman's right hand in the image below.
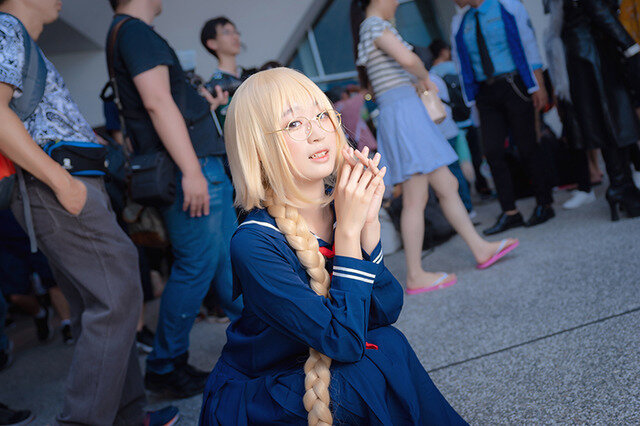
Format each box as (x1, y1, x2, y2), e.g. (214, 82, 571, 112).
(334, 151, 382, 237)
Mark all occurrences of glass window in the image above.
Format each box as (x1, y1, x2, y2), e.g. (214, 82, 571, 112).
(396, 1, 436, 47)
(287, 0, 441, 86)
(312, 0, 355, 75)
(290, 36, 319, 78)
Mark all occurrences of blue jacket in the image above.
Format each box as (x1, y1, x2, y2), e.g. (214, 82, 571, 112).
(451, 0, 542, 105)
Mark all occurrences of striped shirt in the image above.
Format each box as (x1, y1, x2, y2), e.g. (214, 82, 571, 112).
(356, 16, 414, 96)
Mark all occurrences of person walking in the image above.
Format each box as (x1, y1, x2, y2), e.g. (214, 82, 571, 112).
(351, 0, 518, 294)
(555, 0, 640, 219)
(452, 0, 556, 235)
(108, 0, 242, 398)
(0, 0, 177, 423)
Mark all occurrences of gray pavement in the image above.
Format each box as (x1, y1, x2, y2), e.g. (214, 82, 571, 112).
(1, 185, 639, 424)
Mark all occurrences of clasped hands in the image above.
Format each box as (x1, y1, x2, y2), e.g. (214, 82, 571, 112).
(334, 146, 387, 255)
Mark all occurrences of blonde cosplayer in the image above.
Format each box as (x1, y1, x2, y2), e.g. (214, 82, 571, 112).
(224, 68, 348, 426)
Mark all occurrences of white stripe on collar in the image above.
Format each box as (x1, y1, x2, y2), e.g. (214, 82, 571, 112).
(239, 220, 282, 234)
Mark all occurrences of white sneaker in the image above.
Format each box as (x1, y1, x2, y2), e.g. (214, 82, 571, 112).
(562, 190, 596, 209)
(633, 170, 640, 189)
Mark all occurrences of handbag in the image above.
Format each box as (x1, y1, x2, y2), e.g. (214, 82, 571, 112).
(420, 90, 447, 124)
(129, 152, 176, 207)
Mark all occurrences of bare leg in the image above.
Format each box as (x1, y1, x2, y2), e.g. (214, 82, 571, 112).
(460, 161, 475, 185)
(49, 286, 71, 321)
(401, 174, 456, 290)
(428, 166, 517, 263)
(588, 149, 604, 183)
(137, 305, 145, 332)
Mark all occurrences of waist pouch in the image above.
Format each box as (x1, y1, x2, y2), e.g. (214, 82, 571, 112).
(129, 151, 176, 207)
(43, 141, 107, 176)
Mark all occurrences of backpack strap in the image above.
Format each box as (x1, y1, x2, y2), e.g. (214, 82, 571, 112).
(0, 12, 47, 121)
(106, 16, 134, 152)
(0, 13, 46, 253)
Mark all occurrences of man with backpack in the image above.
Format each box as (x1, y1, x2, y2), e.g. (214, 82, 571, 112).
(107, 0, 242, 398)
(0, 0, 177, 424)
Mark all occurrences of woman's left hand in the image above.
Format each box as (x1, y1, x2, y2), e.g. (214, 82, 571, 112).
(342, 146, 386, 224)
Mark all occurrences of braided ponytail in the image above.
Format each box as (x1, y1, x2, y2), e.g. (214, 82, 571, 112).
(265, 200, 334, 426)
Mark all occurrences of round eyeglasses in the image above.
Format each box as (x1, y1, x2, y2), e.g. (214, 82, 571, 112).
(267, 109, 342, 141)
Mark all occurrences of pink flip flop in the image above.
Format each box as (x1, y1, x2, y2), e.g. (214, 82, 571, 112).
(476, 239, 519, 270)
(405, 273, 458, 295)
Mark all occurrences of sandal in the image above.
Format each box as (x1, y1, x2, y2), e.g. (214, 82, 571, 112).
(476, 239, 519, 270)
(405, 273, 458, 295)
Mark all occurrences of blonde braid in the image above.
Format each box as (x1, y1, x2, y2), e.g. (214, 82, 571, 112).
(265, 200, 334, 426)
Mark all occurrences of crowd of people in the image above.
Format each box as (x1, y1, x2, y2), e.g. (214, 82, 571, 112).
(0, 0, 639, 424)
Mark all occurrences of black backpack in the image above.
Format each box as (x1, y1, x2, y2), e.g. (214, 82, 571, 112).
(442, 74, 471, 123)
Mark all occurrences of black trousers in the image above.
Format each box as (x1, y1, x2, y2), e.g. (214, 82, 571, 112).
(476, 76, 553, 212)
(464, 125, 490, 192)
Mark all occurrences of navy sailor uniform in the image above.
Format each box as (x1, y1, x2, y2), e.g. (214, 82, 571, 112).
(199, 209, 466, 425)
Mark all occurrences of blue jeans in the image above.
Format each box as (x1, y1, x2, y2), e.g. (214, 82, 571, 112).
(0, 289, 7, 352)
(147, 156, 242, 374)
(447, 137, 473, 212)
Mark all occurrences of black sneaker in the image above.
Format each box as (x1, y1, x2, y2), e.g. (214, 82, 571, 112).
(145, 367, 206, 399)
(61, 324, 75, 345)
(180, 363, 209, 380)
(33, 308, 53, 342)
(136, 326, 155, 354)
(0, 402, 34, 425)
(0, 341, 13, 372)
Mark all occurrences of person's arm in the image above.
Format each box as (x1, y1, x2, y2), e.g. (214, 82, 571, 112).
(581, 0, 638, 52)
(133, 66, 209, 217)
(531, 68, 548, 111)
(0, 83, 86, 214)
(374, 30, 438, 93)
(232, 229, 378, 362)
(509, 0, 548, 110)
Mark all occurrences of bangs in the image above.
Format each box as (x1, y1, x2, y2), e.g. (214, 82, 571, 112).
(250, 68, 335, 131)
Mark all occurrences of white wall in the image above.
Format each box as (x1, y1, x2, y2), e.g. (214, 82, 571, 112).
(47, 50, 107, 128)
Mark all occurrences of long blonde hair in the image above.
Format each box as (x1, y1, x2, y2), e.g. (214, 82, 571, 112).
(225, 68, 348, 425)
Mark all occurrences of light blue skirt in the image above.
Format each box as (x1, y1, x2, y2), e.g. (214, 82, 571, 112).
(376, 85, 458, 186)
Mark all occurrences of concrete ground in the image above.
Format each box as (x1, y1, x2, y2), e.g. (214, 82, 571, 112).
(1, 185, 639, 425)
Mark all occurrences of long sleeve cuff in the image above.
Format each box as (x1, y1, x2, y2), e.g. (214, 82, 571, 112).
(331, 255, 378, 293)
(362, 240, 384, 268)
